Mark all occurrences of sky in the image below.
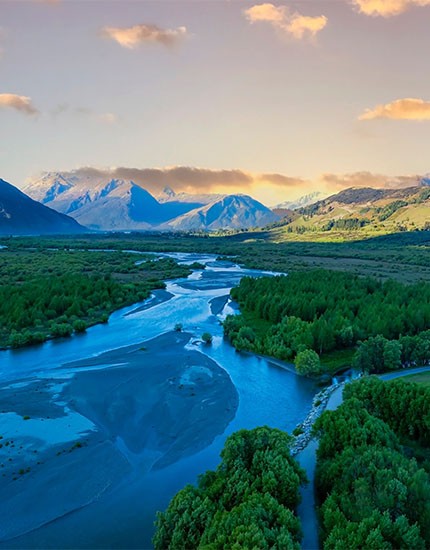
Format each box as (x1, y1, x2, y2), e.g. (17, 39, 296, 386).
(1, 0, 430, 205)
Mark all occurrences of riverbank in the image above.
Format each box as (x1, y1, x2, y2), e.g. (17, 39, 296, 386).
(290, 382, 345, 456)
(125, 289, 174, 316)
(0, 331, 239, 544)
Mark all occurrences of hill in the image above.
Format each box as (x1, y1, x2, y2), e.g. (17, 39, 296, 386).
(278, 185, 430, 237)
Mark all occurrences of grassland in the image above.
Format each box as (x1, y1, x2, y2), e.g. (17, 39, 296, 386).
(401, 372, 430, 387)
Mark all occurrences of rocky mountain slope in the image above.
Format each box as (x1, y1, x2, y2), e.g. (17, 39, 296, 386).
(162, 194, 278, 231)
(23, 172, 278, 231)
(0, 178, 84, 235)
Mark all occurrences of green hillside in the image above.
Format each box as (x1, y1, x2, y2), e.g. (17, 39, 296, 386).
(273, 185, 430, 240)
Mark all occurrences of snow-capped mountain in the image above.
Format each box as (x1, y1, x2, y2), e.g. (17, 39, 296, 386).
(275, 191, 326, 211)
(163, 195, 279, 231)
(23, 172, 279, 231)
(23, 173, 204, 230)
(0, 178, 84, 235)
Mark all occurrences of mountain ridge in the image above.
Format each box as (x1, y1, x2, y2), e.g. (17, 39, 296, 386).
(0, 178, 85, 235)
(23, 173, 279, 231)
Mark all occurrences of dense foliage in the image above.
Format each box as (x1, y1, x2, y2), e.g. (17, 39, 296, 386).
(353, 331, 430, 374)
(153, 427, 306, 549)
(224, 270, 430, 373)
(0, 249, 190, 348)
(343, 377, 430, 446)
(314, 378, 430, 549)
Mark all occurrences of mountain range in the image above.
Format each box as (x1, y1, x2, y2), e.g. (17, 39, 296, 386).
(22, 172, 279, 231)
(2, 170, 429, 236)
(0, 178, 84, 235)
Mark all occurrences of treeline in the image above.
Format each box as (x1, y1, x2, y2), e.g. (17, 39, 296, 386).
(0, 274, 150, 347)
(153, 427, 306, 549)
(354, 331, 430, 374)
(314, 377, 430, 548)
(224, 270, 430, 373)
(0, 250, 190, 348)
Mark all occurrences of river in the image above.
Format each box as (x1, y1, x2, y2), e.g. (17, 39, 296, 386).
(0, 253, 317, 549)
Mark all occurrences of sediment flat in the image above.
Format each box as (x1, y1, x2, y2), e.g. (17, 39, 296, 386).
(0, 331, 238, 543)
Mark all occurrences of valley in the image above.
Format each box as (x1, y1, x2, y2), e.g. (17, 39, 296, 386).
(0, 233, 429, 549)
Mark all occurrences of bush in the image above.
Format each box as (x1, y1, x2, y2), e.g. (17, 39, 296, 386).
(202, 332, 213, 344)
(73, 319, 87, 333)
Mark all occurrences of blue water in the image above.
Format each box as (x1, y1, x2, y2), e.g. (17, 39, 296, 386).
(0, 253, 317, 549)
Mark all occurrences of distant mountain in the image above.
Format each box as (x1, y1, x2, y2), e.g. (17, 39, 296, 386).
(23, 173, 204, 231)
(280, 185, 430, 234)
(0, 178, 84, 235)
(163, 195, 279, 231)
(275, 191, 326, 211)
(24, 172, 278, 231)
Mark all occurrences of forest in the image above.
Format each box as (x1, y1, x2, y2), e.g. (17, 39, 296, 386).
(0, 249, 190, 348)
(153, 427, 306, 549)
(314, 377, 430, 548)
(223, 270, 430, 375)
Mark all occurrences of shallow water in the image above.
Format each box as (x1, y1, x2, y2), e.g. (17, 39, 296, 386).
(0, 253, 317, 549)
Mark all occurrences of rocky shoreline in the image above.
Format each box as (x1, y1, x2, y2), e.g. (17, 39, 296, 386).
(290, 381, 346, 456)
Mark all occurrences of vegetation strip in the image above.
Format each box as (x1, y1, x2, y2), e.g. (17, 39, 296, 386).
(0, 249, 191, 348)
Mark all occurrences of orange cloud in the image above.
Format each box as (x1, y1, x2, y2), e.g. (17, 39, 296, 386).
(47, 166, 306, 196)
(352, 0, 430, 17)
(320, 171, 421, 189)
(244, 3, 327, 40)
(0, 93, 38, 115)
(359, 98, 430, 121)
(102, 24, 187, 49)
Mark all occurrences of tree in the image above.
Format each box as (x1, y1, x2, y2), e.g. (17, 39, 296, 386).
(295, 349, 321, 376)
(202, 332, 213, 344)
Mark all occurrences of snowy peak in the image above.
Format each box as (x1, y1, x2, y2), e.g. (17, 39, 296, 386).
(275, 191, 326, 211)
(164, 194, 279, 231)
(23, 172, 279, 231)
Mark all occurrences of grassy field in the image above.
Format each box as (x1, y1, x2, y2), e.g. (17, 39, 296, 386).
(401, 371, 430, 387)
(320, 349, 356, 375)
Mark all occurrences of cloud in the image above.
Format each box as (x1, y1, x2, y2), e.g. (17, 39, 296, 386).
(260, 173, 307, 187)
(38, 166, 306, 196)
(102, 24, 187, 49)
(359, 98, 430, 121)
(0, 93, 39, 115)
(320, 171, 421, 190)
(51, 103, 117, 124)
(351, 0, 430, 17)
(244, 3, 327, 40)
